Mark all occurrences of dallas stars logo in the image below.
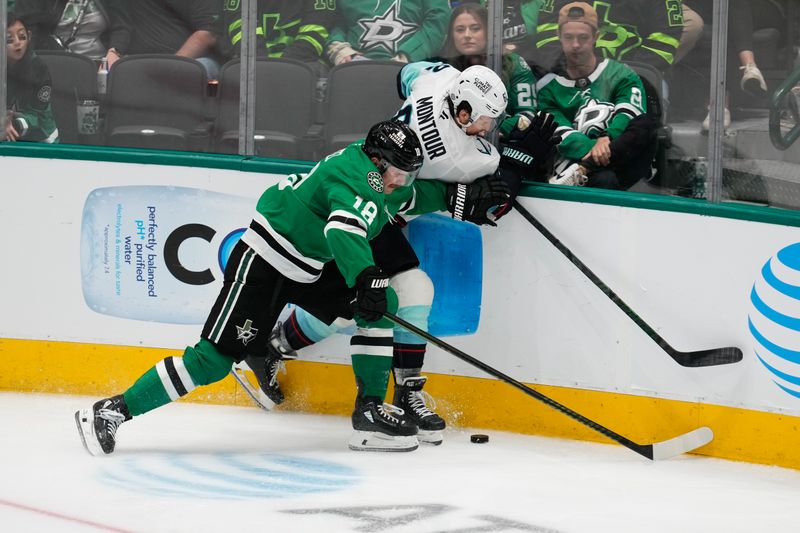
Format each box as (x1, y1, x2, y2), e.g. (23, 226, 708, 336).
(358, 2, 418, 54)
(367, 171, 384, 193)
(574, 97, 613, 137)
(236, 319, 259, 346)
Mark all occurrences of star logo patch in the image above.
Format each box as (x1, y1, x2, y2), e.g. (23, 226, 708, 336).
(236, 319, 259, 346)
(358, 2, 418, 55)
(367, 171, 384, 193)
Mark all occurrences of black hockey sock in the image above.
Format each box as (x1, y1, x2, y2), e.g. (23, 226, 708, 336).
(393, 342, 426, 380)
(283, 310, 316, 351)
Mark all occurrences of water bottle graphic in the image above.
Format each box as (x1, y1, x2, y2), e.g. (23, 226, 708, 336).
(405, 214, 483, 336)
(80, 186, 253, 324)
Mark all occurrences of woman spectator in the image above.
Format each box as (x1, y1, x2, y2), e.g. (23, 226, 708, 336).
(438, 3, 537, 138)
(15, 0, 131, 67)
(5, 14, 59, 143)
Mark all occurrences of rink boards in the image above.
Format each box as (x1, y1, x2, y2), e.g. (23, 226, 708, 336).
(2, 146, 800, 468)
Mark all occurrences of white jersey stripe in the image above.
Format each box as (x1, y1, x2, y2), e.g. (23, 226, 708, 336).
(172, 357, 197, 393)
(249, 212, 325, 270)
(156, 360, 180, 401)
(329, 209, 367, 231)
(209, 248, 255, 342)
(241, 229, 321, 283)
(350, 344, 394, 357)
(324, 221, 367, 238)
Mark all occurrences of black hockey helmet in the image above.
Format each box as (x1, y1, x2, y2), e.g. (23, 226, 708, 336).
(362, 120, 424, 173)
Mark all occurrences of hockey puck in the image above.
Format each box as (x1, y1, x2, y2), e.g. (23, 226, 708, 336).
(470, 434, 489, 444)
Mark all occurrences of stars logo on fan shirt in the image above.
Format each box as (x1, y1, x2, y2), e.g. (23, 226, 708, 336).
(574, 97, 613, 137)
(367, 171, 384, 193)
(37, 85, 52, 103)
(358, 2, 418, 54)
(236, 319, 259, 346)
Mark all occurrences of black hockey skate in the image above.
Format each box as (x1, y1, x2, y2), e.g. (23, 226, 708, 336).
(393, 376, 445, 445)
(74, 395, 131, 456)
(349, 395, 418, 452)
(231, 321, 297, 411)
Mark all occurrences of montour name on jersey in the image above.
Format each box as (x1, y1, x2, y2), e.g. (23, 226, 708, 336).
(415, 96, 446, 160)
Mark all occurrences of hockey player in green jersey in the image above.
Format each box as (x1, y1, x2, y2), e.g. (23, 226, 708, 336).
(537, 2, 656, 190)
(326, 0, 450, 65)
(74, 121, 511, 455)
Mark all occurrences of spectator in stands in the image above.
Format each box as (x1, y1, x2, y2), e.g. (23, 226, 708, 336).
(5, 14, 59, 143)
(326, 0, 449, 65)
(438, 3, 537, 138)
(15, 0, 132, 67)
(125, 0, 221, 79)
(537, 2, 656, 190)
(220, 1, 335, 63)
(684, 0, 768, 130)
(531, 0, 700, 74)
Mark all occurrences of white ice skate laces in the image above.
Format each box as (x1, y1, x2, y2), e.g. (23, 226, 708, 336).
(97, 407, 127, 438)
(377, 403, 406, 424)
(406, 390, 437, 418)
(267, 358, 287, 387)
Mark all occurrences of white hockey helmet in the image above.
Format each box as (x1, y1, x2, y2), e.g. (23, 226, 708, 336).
(447, 65, 508, 124)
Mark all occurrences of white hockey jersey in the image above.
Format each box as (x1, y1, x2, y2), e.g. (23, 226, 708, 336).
(394, 62, 500, 184)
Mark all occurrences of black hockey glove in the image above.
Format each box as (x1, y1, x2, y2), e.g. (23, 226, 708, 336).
(501, 111, 561, 172)
(351, 266, 390, 323)
(446, 175, 511, 227)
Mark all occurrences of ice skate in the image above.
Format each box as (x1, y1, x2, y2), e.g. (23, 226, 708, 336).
(231, 321, 296, 411)
(393, 375, 445, 445)
(74, 395, 131, 456)
(349, 396, 418, 452)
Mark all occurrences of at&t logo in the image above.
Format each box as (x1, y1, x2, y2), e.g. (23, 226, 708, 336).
(749, 242, 800, 398)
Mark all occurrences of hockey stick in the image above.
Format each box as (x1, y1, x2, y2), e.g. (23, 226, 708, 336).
(384, 312, 713, 460)
(512, 199, 743, 368)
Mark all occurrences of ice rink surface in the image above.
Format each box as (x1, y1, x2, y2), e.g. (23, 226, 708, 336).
(1, 392, 798, 533)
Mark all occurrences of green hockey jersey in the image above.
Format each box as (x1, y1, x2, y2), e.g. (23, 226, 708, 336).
(240, 142, 447, 287)
(7, 50, 59, 144)
(533, 0, 684, 72)
(222, 0, 335, 60)
(500, 52, 537, 136)
(327, 0, 450, 62)
(536, 59, 645, 160)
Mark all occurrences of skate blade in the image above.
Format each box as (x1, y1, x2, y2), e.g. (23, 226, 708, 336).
(417, 429, 443, 446)
(230, 363, 276, 412)
(347, 431, 419, 452)
(74, 409, 104, 456)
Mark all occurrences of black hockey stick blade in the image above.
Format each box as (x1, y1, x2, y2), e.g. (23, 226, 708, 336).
(384, 312, 713, 460)
(512, 200, 743, 367)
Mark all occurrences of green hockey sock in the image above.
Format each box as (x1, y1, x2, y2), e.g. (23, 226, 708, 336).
(124, 339, 234, 416)
(350, 325, 394, 399)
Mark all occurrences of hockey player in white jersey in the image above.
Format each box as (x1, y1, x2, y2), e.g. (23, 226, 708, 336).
(234, 62, 561, 446)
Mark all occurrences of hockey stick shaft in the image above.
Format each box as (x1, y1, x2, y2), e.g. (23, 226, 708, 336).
(511, 199, 742, 367)
(384, 312, 663, 460)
